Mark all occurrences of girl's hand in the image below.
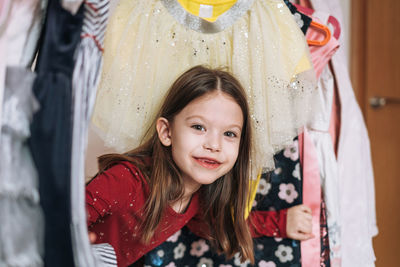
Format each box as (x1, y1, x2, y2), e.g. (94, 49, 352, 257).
(286, 204, 314, 240)
(89, 232, 97, 243)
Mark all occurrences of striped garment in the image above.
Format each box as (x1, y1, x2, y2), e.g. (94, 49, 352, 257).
(92, 243, 118, 267)
(70, 0, 110, 266)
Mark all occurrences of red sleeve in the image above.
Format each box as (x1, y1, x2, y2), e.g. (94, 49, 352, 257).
(187, 209, 288, 239)
(248, 209, 288, 238)
(86, 162, 143, 226)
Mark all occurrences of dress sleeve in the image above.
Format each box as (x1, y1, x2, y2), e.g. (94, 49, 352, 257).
(86, 162, 142, 226)
(186, 209, 288, 239)
(248, 209, 288, 238)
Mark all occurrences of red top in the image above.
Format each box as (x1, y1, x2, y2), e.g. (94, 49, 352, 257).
(86, 161, 287, 267)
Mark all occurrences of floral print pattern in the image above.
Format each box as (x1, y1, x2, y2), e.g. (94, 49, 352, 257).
(258, 260, 276, 267)
(283, 0, 312, 34)
(292, 163, 300, 180)
(173, 243, 185, 260)
(143, 137, 303, 267)
(257, 178, 271, 195)
(283, 140, 299, 161)
(320, 196, 331, 267)
(166, 230, 181, 243)
(197, 257, 213, 267)
(278, 183, 299, 203)
(293, 13, 304, 29)
(190, 239, 209, 257)
(274, 245, 294, 263)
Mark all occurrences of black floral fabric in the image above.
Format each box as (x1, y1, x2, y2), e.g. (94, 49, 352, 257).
(143, 138, 303, 267)
(284, 0, 312, 34)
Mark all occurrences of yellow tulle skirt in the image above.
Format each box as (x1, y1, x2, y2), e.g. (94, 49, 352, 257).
(91, 0, 321, 173)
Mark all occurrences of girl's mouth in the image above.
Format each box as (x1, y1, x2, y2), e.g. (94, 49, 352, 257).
(193, 157, 221, 169)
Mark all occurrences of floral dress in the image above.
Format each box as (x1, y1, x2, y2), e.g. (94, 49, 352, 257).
(142, 138, 303, 267)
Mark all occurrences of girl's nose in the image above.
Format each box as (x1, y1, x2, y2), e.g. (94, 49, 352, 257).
(203, 134, 221, 152)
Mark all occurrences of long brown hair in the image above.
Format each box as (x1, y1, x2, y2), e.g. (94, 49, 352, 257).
(97, 65, 254, 263)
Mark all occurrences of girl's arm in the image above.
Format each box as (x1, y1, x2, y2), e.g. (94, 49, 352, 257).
(86, 162, 141, 226)
(248, 209, 288, 238)
(185, 209, 288, 239)
(187, 205, 312, 240)
(249, 205, 313, 240)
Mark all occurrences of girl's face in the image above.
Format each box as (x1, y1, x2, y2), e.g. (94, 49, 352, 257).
(158, 91, 244, 194)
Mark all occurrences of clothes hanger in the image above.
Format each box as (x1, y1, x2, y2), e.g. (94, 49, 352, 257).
(327, 14, 341, 40)
(307, 20, 331, 46)
(294, 3, 341, 40)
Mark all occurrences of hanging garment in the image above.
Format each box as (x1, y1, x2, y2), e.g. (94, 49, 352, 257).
(0, 0, 12, 31)
(28, 0, 84, 266)
(62, 0, 84, 15)
(91, 0, 322, 175)
(320, 196, 331, 267)
(0, 67, 43, 267)
(0, 0, 12, 133)
(305, 13, 340, 79)
(0, 0, 45, 139)
(0, 0, 46, 265)
(176, 0, 237, 22)
(308, 65, 342, 266)
(307, 1, 377, 266)
(284, 0, 312, 34)
(298, 129, 322, 267)
(91, 243, 118, 267)
(302, 12, 342, 266)
(144, 138, 303, 267)
(70, 1, 111, 266)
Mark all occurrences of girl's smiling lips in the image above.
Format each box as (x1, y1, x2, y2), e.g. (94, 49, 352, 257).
(193, 157, 222, 169)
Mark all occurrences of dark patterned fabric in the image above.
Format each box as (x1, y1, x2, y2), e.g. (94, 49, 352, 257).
(284, 0, 312, 34)
(28, 1, 84, 266)
(320, 196, 330, 267)
(142, 138, 303, 267)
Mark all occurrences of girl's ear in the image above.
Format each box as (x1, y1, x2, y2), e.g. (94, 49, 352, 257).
(156, 117, 172, 146)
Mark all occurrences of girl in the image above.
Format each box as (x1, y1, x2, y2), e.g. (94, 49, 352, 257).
(86, 66, 312, 267)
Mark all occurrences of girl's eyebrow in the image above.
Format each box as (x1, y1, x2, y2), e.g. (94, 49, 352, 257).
(185, 115, 208, 122)
(185, 115, 242, 131)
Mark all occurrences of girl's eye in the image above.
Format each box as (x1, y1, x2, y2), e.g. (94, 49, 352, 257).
(224, 131, 237, 138)
(191, 124, 205, 131)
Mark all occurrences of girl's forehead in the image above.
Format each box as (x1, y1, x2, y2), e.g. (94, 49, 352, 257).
(178, 91, 244, 125)
(190, 90, 237, 106)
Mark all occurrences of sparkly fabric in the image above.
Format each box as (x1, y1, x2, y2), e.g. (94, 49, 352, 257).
(87, 160, 289, 267)
(92, 0, 322, 173)
(143, 137, 303, 267)
(86, 162, 201, 267)
(320, 196, 331, 267)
